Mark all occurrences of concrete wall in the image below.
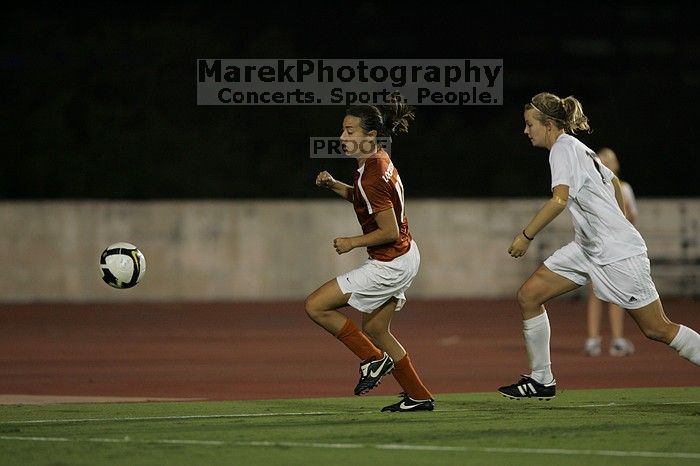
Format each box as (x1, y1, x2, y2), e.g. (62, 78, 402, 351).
(1, 200, 698, 302)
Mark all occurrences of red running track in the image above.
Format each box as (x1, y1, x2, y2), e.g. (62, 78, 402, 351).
(1, 299, 698, 400)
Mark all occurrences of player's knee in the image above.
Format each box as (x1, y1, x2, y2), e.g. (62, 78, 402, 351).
(517, 283, 540, 309)
(304, 295, 322, 320)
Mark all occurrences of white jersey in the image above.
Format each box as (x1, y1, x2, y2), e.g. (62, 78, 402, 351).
(549, 134, 646, 264)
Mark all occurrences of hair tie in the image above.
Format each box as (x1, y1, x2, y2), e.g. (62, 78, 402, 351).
(530, 100, 566, 124)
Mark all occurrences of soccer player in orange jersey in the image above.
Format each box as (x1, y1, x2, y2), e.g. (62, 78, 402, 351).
(305, 93, 433, 412)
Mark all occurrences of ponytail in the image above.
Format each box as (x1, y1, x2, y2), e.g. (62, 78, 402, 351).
(379, 92, 415, 136)
(527, 92, 591, 134)
(346, 92, 415, 139)
(560, 96, 590, 133)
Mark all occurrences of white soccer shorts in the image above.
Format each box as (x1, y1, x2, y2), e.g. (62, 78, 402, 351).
(544, 241, 659, 310)
(337, 240, 420, 313)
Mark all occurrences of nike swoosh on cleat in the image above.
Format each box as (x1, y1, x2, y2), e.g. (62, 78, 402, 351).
(369, 359, 388, 378)
(399, 401, 417, 410)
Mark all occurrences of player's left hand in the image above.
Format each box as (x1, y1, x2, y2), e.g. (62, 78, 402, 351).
(333, 237, 354, 254)
(508, 233, 531, 258)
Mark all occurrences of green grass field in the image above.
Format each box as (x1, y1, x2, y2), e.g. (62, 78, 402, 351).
(1, 387, 699, 466)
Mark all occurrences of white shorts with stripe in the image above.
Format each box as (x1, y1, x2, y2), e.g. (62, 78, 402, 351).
(337, 240, 420, 313)
(544, 241, 659, 309)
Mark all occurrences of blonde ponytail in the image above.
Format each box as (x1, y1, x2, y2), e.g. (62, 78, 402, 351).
(527, 92, 592, 134)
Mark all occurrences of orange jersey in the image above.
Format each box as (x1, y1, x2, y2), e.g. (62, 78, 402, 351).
(353, 151, 412, 261)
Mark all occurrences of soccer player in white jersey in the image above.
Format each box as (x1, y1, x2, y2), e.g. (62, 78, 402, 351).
(584, 148, 638, 357)
(498, 91, 700, 400)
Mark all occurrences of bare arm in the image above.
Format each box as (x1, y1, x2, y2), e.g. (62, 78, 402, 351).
(316, 171, 353, 202)
(508, 184, 569, 258)
(611, 176, 628, 219)
(333, 208, 399, 254)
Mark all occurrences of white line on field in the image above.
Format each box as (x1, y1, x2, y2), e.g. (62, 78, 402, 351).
(1, 411, 337, 425)
(571, 401, 700, 408)
(1, 436, 699, 459)
(376, 444, 700, 459)
(0, 436, 70, 442)
(571, 403, 620, 407)
(0, 436, 223, 446)
(89, 437, 225, 446)
(3, 400, 698, 424)
(155, 439, 224, 445)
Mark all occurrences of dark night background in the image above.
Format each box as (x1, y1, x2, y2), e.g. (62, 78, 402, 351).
(3, 3, 699, 199)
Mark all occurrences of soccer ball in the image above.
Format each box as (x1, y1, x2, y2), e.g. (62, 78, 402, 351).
(99, 242, 147, 289)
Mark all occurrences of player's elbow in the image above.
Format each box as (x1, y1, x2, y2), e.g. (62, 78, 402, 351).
(384, 226, 400, 242)
(549, 195, 568, 209)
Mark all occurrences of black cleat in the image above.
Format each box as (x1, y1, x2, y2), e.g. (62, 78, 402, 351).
(498, 375, 556, 401)
(354, 352, 394, 396)
(381, 393, 435, 412)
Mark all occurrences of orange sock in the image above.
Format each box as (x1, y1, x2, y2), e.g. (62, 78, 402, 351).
(392, 353, 432, 400)
(335, 318, 383, 362)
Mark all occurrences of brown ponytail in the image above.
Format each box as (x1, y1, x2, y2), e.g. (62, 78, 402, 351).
(346, 92, 415, 138)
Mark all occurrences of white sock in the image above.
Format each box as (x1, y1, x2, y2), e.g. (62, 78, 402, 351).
(523, 311, 554, 384)
(669, 325, 700, 366)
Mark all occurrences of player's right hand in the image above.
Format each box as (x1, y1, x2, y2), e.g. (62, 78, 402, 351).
(508, 232, 531, 258)
(316, 171, 336, 188)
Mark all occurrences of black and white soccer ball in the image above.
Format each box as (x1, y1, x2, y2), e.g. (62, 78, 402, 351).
(99, 242, 147, 289)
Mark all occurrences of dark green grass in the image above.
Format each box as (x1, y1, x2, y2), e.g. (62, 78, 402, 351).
(1, 387, 699, 466)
